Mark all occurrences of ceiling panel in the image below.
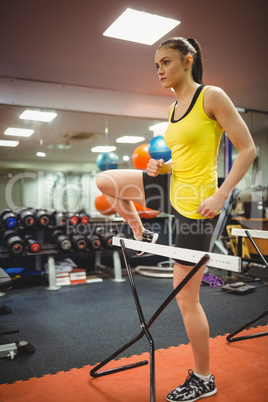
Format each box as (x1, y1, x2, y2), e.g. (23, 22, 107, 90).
(0, 0, 267, 169)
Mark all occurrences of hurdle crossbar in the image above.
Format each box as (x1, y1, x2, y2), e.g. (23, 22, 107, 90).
(231, 228, 268, 239)
(231, 228, 268, 268)
(112, 237, 241, 272)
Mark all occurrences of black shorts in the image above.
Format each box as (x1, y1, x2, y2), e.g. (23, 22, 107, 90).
(142, 172, 218, 266)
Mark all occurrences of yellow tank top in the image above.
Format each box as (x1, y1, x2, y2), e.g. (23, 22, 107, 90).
(164, 85, 223, 219)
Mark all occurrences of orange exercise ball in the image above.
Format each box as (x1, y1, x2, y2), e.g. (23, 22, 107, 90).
(132, 143, 151, 170)
(133, 202, 160, 219)
(94, 193, 115, 216)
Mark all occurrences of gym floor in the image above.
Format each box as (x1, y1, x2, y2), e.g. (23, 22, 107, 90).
(1, 327, 267, 401)
(0, 268, 267, 401)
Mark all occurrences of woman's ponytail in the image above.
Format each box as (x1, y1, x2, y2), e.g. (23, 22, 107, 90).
(187, 38, 203, 84)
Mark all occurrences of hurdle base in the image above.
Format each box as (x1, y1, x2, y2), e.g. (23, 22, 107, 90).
(91, 359, 148, 378)
(227, 230, 268, 343)
(227, 310, 268, 342)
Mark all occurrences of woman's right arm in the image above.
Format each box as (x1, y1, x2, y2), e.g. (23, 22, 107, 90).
(147, 158, 172, 176)
(147, 104, 174, 177)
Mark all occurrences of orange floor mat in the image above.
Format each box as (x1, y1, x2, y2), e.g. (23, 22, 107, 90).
(0, 325, 267, 402)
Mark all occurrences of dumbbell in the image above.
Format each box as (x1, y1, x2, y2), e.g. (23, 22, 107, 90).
(103, 231, 126, 249)
(94, 225, 105, 237)
(65, 212, 79, 226)
(79, 213, 90, 224)
(16, 208, 36, 229)
(24, 234, 41, 253)
(101, 232, 115, 249)
(3, 230, 26, 256)
(51, 211, 67, 227)
(0, 209, 18, 229)
(52, 230, 72, 251)
(93, 226, 121, 249)
(70, 234, 87, 251)
(31, 209, 50, 228)
(86, 234, 101, 250)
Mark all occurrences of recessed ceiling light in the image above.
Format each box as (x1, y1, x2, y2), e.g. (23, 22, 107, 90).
(103, 8, 180, 45)
(116, 136, 145, 144)
(57, 144, 72, 150)
(4, 127, 34, 137)
(149, 122, 169, 131)
(19, 110, 57, 122)
(36, 151, 46, 157)
(0, 140, 19, 147)
(91, 146, 117, 153)
(123, 155, 130, 161)
(149, 122, 169, 136)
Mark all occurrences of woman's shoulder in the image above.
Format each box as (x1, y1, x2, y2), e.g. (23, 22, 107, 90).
(203, 85, 231, 107)
(203, 85, 238, 118)
(203, 85, 226, 97)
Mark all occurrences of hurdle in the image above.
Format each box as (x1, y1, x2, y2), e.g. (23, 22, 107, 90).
(226, 228, 268, 343)
(90, 237, 241, 402)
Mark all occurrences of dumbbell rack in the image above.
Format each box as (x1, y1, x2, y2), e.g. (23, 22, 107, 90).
(0, 209, 130, 288)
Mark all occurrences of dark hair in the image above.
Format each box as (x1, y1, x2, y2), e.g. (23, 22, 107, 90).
(157, 37, 203, 84)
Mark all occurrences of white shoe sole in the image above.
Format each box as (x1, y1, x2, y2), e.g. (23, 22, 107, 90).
(166, 387, 217, 402)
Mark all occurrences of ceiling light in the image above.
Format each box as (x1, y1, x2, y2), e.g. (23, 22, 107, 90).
(149, 122, 169, 131)
(103, 8, 180, 45)
(19, 110, 57, 122)
(123, 155, 130, 161)
(57, 144, 72, 150)
(149, 122, 169, 136)
(47, 144, 72, 150)
(116, 136, 145, 144)
(4, 127, 34, 137)
(36, 151, 46, 157)
(91, 146, 117, 153)
(0, 140, 19, 147)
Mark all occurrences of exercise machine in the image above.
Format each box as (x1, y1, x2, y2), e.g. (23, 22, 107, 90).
(0, 268, 35, 359)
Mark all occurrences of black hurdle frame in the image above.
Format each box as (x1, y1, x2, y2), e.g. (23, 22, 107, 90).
(227, 230, 268, 343)
(90, 239, 210, 402)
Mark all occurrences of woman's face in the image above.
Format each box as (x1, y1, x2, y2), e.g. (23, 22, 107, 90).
(154, 46, 187, 89)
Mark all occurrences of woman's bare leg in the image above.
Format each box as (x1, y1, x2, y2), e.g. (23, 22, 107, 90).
(173, 261, 210, 376)
(95, 169, 146, 238)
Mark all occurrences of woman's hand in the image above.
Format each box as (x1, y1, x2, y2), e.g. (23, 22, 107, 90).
(196, 192, 227, 219)
(146, 158, 164, 177)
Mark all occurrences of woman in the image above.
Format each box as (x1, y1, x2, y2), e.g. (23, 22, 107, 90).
(96, 37, 256, 402)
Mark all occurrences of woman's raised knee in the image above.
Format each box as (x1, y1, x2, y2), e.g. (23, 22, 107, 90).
(95, 171, 118, 195)
(96, 169, 145, 203)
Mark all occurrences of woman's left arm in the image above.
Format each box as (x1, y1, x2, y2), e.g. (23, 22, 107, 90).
(197, 87, 256, 218)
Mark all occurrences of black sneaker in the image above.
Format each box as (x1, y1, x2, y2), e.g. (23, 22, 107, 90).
(166, 369, 217, 402)
(135, 230, 158, 255)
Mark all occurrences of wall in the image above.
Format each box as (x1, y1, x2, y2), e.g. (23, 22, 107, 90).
(253, 133, 268, 187)
(0, 170, 99, 214)
(0, 132, 267, 213)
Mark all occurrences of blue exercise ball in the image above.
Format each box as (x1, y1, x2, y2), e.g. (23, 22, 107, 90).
(148, 135, 171, 162)
(96, 152, 119, 171)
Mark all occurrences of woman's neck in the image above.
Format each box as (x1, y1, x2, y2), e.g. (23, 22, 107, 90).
(173, 79, 199, 103)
